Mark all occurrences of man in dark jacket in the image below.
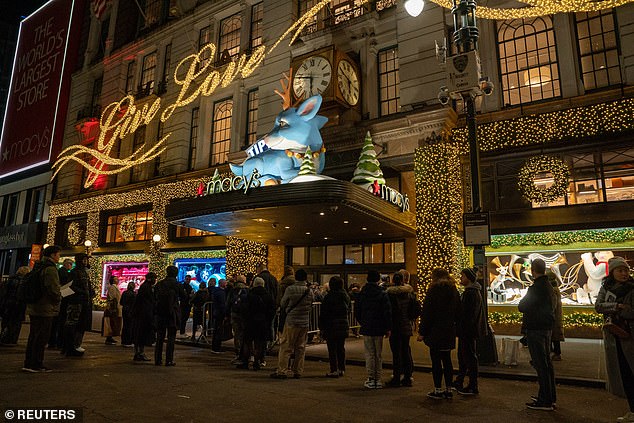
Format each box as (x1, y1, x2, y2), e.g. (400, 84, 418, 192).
(154, 266, 186, 366)
(49, 258, 73, 349)
(179, 275, 193, 336)
(453, 268, 487, 395)
(23, 245, 62, 372)
(519, 258, 556, 411)
(355, 270, 392, 389)
(62, 253, 93, 357)
(386, 272, 417, 387)
(257, 263, 279, 345)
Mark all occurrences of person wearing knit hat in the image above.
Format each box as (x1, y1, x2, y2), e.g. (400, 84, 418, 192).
(596, 256, 634, 422)
(453, 267, 486, 395)
(354, 270, 392, 389)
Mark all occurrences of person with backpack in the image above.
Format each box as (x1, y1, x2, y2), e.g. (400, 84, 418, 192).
(453, 268, 487, 395)
(0, 266, 29, 345)
(386, 272, 420, 387)
(154, 266, 187, 366)
(226, 275, 249, 364)
(22, 245, 63, 373)
(239, 277, 276, 370)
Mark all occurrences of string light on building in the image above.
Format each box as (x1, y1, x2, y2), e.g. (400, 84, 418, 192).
(490, 227, 634, 249)
(518, 155, 570, 204)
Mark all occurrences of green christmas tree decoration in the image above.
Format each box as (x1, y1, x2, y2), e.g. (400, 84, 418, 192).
(351, 131, 385, 187)
(298, 147, 316, 176)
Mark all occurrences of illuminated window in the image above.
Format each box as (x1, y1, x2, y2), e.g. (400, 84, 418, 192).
(378, 47, 400, 116)
(246, 89, 259, 147)
(130, 126, 146, 182)
(575, 10, 621, 91)
(199, 26, 212, 68)
(1, 193, 20, 226)
(174, 225, 215, 238)
(250, 3, 263, 50)
(219, 13, 242, 59)
(125, 61, 135, 94)
(210, 99, 233, 166)
(364, 243, 384, 264)
(603, 148, 634, 202)
(23, 186, 46, 223)
(189, 107, 200, 171)
(140, 52, 157, 93)
(105, 210, 153, 243)
(497, 17, 561, 106)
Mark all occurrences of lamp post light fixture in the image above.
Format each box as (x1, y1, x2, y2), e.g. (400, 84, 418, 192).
(404, 0, 425, 17)
(152, 234, 162, 243)
(84, 239, 93, 256)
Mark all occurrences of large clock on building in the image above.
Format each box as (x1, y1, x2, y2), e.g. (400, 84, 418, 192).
(291, 46, 362, 116)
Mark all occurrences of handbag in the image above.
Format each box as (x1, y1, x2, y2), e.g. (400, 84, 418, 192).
(603, 315, 631, 339)
(278, 288, 309, 332)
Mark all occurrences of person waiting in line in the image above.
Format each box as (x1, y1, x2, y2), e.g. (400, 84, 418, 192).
(271, 269, 314, 379)
(154, 266, 186, 366)
(210, 278, 227, 353)
(355, 270, 392, 389)
(49, 258, 73, 350)
(257, 263, 279, 348)
(226, 275, 249, 364)
(23, 245, 63, 373)
(104, 276, 122, 345)
(190, 281, 209, 342)
(239, 277, 275, 370)
(595, 257, 634, 423)
(132, 272, 156, 362)
(278, 266, 295, 308)
(62, 254, 92, 357)
(386, 272, 418, 387)
(319, 276, 350, 378)
(179, 275, 193, 338)
(0, 266, 29, 345)
(547, 271, 565, 362)
(120, 282, 136, 347)
(418, 268, 461, 400)
(519, 258, 556, 411)
(453, 268, 487, 395)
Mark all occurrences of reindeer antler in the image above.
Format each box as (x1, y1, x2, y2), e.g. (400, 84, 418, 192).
(274, 68, 302, 111)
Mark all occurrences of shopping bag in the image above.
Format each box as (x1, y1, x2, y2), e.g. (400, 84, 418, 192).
(500, 337, 519, 366)
(102, 315, 113, 337)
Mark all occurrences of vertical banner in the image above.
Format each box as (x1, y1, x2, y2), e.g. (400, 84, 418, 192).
(29, 244, 43, 268)
(0, 0, 86, 178)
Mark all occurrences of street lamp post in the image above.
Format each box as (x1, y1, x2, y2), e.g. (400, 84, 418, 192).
(407, 0, 498, 364)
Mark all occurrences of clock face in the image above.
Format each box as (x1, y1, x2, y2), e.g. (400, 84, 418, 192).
(337, 59, 359, 106)
(293, 56, 332, 99)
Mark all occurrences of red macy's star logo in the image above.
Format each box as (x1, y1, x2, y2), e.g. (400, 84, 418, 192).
(197, 182, 205, 196)
(371, 180, 381, 196)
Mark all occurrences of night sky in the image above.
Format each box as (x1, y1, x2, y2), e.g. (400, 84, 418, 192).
(0, 0, 52, 23)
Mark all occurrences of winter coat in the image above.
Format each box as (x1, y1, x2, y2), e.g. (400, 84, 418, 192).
(551, 285, 565, 342)
(26, 257, 62, 317)
(258, 270, 279, 304)
(211, 286, 227, 319)
(226, 282, 248, 318)
(106, 284, 123, 317)
(132, 280, 155, 344)
(419, 279, 461, 350)
(280, 280, 314, 328)
(0, 274, 26, 321)
(518, 275, 555, 331)
(68, 265, 94, 331)
(457, 281, 487, 340)
(120, 289, 136, 318)
(355, 282, 392, 336)
(154, 276, 186, 327)
(595, 277, 634, 397)
(181, 283, 193, 308)
(386, 284, 416, 336)
(245, 286, 276, 341)
(278, 276, 295, 307)
(191, 288, 209, 310)
(319, 288, 350, 340)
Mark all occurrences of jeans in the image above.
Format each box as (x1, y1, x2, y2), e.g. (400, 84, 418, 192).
(24, 316, 54, 369)
(430, 348, 453, 389)
(456, 337, 479, 388)
(363, 336, 384, 381)
(276, 325, 308, 375)
(231, 316, 245, 356)
(526, 329, 556, 404)
(389, 333, 413, 380)
(326, 336, 346, 373)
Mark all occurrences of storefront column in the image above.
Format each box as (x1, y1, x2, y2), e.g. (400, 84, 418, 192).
(414, 140, 464, 295)
(267, 244, 285, 281)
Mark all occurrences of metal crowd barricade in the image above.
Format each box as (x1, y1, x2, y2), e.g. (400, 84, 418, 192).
(195, 301, 213, 344)
(305, 300, 360, 340)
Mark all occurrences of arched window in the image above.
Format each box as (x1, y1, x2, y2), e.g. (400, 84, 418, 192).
(210, 99, 233, 166)
(497, 16, 561, 106)
(219, 14, 242, 59)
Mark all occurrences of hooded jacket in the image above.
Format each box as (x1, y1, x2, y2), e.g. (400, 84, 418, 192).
(457, 281, 487, 339)
(355, 282, 392, 336)
(386, 284, 416, 336)
(26, 257, 61, 317)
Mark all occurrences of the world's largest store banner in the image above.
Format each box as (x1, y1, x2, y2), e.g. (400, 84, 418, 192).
(0, 0, 85, 178)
